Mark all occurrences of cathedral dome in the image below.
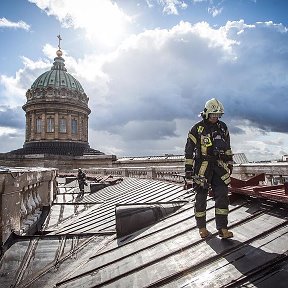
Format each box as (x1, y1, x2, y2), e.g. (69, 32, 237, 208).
(17, 39, 104, 157)
(8, 36, 104, 157)
(25, 48, 89, 106)
(31, 50, 84, 93)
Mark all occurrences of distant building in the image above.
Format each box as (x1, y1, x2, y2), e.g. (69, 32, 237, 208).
(232, 152, 249, 164)
(282, 155, 288, 162)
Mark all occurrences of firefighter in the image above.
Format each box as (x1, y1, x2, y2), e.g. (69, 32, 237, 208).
(185, 98, 234, 239)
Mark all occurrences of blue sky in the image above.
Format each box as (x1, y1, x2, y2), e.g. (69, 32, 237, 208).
(0, 0, 288, 161)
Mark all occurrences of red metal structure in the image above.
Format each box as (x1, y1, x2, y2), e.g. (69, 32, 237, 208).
(229, 173, 288, 204)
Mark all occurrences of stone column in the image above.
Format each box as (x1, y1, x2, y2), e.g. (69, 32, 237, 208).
(54, 112, 59, 139)
(31, 113, 35, 140)
(84, 115, 88, 141)
(25, 113, 29, 141)
(41, 113, 46, 139)
(67, 114, 72, 139)
(79, 114, 83, 141)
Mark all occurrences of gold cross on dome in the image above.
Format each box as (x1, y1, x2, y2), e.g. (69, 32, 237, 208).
(57, 34, 62, 50)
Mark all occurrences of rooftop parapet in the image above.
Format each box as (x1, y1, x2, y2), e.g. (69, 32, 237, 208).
(0, 167, 58, 251)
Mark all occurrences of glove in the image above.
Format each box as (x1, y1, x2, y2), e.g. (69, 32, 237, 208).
(185, 170, 193, 180)
(228, 164, 233, 175)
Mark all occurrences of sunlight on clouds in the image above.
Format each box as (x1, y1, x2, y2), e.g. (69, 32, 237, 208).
(0, 74, 26, 107)
(42, 43, 61, 59)
(192, 21, 238, 52)
(22, 55, 50, 70)
(0, 53, 51, 108)
(0, 17, 30, 30)
(231, 125, 288, 161)
(29, 0, 132, 47)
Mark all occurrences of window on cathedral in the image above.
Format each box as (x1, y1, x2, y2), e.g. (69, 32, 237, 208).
(36, 118, 42, 133)
(47, 117, 54, 132)
(72, 119, 77, 134)
(59, 118, 67, 133)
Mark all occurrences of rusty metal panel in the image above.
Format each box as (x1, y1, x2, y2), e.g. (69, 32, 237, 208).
(230, 174, 288, 204)
(230, 173, 266, 187)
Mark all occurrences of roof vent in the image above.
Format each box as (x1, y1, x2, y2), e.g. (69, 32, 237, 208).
(115, 202, 187, 238)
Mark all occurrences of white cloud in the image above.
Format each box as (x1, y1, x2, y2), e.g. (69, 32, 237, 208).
(208, 6, 223, 17)
(0, 17, 30, 30)
(146, 0, 154, 8)
(145, 0, 188, 15)
(0, 126, 20, 136)
(231, 130, 288, 162)
(29, 0, 132, 47)
(158, 0, 188, 15)
(0, 127, 24, 152)
(0, 74, 26, 107)
(0, 55, 50, 108)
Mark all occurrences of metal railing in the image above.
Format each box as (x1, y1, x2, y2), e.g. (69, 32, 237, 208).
(63, 163, 288, 186)
(63, 166, 185, 184)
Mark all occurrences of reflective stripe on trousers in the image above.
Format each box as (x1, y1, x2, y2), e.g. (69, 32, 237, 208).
(215, 208, 229, 215)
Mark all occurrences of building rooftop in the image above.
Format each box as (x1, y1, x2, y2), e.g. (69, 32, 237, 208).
(117, 153, 250, 165)
(1, 174, 287, 288)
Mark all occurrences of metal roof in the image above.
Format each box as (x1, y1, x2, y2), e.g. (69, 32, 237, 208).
(232, 153, 249, 164)
(31, 54, 84, 93)
(117, 153, 249, 164)
(230, 173, 288, 204)
(1, 176, 287, 288)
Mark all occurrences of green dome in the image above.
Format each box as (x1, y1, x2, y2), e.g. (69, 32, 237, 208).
(31, 50, 84, 93)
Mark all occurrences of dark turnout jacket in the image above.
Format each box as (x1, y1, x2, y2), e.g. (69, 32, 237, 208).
(185, 118, 233, 185)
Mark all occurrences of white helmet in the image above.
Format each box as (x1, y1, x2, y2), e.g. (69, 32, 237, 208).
(201, 98, 224, 119)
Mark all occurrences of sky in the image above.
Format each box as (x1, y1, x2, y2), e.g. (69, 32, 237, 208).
(0, 0, 288, 162)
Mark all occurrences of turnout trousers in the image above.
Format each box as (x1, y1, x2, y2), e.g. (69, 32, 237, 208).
(194, 161, 230, 230)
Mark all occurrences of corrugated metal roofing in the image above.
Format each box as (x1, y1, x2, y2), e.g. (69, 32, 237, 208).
(47, 178, 186, 235)
(31, 55, 84, 93)
(1, 176, 287, 288)
(232, 153, 249, 164)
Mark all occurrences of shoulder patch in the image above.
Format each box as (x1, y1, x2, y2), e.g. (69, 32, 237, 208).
(197, 126, 204, 133)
